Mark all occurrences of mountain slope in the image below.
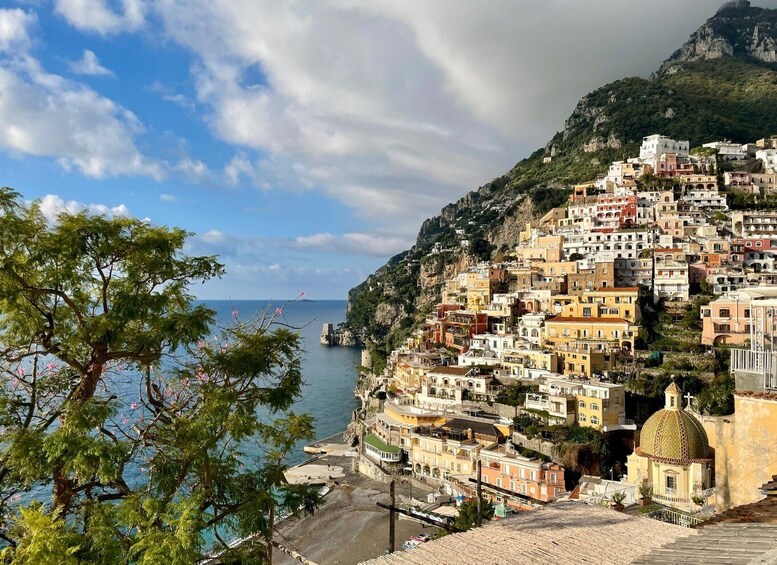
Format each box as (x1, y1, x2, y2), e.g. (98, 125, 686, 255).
(346, 2, 777, 360)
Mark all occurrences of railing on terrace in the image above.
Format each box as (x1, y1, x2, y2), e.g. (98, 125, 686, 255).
(731, 349, 777, 389)
(644, 508, 705, 528)
(651, 490, 690, 506)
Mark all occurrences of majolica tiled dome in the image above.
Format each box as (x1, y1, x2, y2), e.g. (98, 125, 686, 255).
(636, 383, 711, 464)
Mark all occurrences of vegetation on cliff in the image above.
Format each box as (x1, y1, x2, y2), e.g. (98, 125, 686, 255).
(347, 3, 777, 357)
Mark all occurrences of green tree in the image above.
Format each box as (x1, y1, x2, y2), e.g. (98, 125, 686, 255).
(453, 498, 494, 531)
(0, 188, 320, 563)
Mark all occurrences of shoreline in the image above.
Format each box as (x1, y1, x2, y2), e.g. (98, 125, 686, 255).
(275, 436, 437, 565)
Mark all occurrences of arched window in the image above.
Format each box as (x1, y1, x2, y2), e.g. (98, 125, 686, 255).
(578, 400, 586, 409)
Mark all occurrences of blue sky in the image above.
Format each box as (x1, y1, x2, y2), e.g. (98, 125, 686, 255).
(0, 0, 771, 299)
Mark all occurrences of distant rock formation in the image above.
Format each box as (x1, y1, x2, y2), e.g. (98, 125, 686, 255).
(320, 322, 362, 347)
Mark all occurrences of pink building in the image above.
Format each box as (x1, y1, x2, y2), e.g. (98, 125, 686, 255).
(478, 445, 565, 507)
(595, 194, 638, 229)
(701, 296, 751, 346)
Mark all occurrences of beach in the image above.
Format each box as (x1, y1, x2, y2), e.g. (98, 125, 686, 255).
(276, 446, 439, 565)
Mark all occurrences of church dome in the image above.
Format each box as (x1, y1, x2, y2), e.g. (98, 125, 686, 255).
(636, 383, 711, 464)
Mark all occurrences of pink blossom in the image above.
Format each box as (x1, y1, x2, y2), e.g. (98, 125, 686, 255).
(300, 291, 305, 297)
(11, 379, 19, 388)
(130, 402, 138, 410)
(232, 309, 239, 318)
(46, 363, 57, 370)
(122, 419, 130, 425)
(16, 368, 25, 376)
(165, 388, 174, 397)
(197, 340, 206, 350)
(275, 307, 283, 316)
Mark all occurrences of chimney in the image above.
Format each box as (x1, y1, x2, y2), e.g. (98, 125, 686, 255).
(759, 474, 777, 497)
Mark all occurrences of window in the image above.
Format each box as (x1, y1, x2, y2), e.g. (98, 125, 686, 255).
(583, 307, 592, 317)
(591, 416, 599, 425)
(578, 400, 586, 409)
(590, 403, 599, 411)
(720, 308, 730, 317)
(579, 414, 587, 422)
(666, 474, 676, 493)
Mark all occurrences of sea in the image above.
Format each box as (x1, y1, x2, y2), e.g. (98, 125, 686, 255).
(204, 299, 361, 466)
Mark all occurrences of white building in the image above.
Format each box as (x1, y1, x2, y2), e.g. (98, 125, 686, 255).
(562, 229, 655, 261)
(703, 141, 748, 160)
(756, 149, 777, 174)
(683, 189, 729, 211)
(515, 313, 546, 346)
(639, 135, 689, 168)
(732, 211, 777, 237)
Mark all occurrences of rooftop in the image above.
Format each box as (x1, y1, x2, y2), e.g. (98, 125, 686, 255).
(427, 366, 472, 376)
(360, 502, 696, 565)
(364, 434, 401, 454)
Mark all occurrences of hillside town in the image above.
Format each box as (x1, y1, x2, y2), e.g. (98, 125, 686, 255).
(341, 133, 777, 554)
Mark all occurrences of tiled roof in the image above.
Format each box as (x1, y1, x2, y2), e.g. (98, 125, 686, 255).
(427, 366, 471, 376)
(443, 418, 500, 437)
(632, 523, 777, 564)
(360, 502, 696, 565)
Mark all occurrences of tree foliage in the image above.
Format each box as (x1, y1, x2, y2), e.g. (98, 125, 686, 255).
(453, 498, 494, 531)
(0, 188, 319, 563)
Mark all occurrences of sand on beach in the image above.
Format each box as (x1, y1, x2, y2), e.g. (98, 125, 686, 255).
(274, 458, 439, 565)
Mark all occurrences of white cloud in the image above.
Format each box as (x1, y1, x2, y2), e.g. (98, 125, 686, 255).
(174, 157, 211, 182)
(293, 232, 407, 258)
(223, 152, 257, 185)
(68, 49, 113, 76)
(53, 0, 146, 35)
(0, 62, 165, 179)
(36, 194, 131, 222)
(152, 0, 753, 235)
(0, 9, 36, 53)
(159, 193, 177, 202)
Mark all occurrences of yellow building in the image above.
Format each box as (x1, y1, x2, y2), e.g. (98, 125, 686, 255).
(627, 384, 714, 512)
(558, 349, 614, 380)
(559, 287, 641, 324)
(501, 349, 558, 378)
(374, 402, 446, 452)
(544, 316, 638, 355)
(700, 391, 777, 511)
(463, 269, 505, 312)
(409, 427, 482, 483)
(575, 381, 629, 431)
(514, 235, 564, 263)
(541, 377, 631, 431)
(534, 261, 579, 278)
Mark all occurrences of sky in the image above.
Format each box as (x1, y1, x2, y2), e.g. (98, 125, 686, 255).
(1, 0, 775, 299)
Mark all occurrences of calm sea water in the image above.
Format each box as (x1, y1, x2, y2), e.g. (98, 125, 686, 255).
(204, 300, 361, 466)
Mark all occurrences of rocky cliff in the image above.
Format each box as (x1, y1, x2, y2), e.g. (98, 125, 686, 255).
(660, 1, 777, 74)
(346, 2, 777, 359)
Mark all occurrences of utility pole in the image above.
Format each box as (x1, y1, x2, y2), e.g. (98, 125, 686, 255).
(389, 480, 396, 553)
(268, 504, 275, 565)
(476, 459, 483, 527)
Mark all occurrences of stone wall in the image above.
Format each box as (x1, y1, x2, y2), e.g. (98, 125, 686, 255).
(461, 400, 520, 420)
(511, 431, 556, 459)
(700, 393, 777, 510)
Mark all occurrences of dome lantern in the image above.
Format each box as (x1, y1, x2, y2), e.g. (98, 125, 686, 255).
(665, 381, 682, 410)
